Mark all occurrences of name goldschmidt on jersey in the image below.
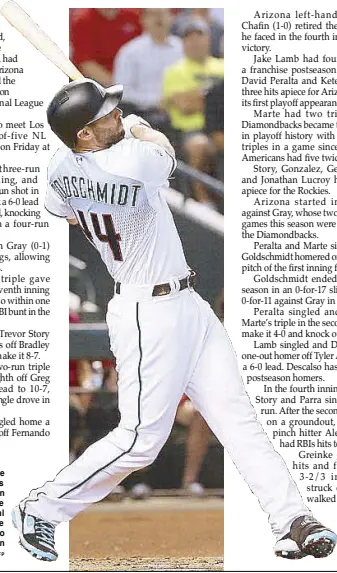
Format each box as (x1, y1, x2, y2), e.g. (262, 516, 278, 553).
(50, 176, 142, 207)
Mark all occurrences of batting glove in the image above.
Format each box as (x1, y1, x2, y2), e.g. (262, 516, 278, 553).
(122, 115, 151, 139)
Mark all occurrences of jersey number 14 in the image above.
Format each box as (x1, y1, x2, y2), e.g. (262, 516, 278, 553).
(77, 210, 123, 261)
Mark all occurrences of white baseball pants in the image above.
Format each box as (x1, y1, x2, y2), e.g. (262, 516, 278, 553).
(23, 287, 311, 538)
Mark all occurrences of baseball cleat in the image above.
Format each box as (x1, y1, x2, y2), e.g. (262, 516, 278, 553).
(275, 515, 336, 559)
(274, 536, 306, 559)
(12, 505, 58, 561)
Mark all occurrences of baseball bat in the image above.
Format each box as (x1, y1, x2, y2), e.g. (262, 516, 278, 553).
(0, 0, 84, 80)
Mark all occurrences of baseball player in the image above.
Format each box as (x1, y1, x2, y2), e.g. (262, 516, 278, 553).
(12, 79, 336, 562)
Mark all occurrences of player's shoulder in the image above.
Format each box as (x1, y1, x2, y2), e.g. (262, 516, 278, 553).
(126, 139, 176, 180)
(91, 138, 154, 172)
(107, 137, 156, 153)
(119, 138, 169, 161)
(48, 145, 72, 178)
(112, 139, 174, 182)
(91, 139, 172, 181)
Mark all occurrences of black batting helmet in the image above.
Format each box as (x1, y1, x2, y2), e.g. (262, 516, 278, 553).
(47, 79, 123, 148)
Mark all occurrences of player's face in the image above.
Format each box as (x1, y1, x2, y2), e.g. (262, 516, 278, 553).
(89, 108, 125, 148)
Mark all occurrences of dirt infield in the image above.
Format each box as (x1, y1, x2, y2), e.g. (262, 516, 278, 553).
(70, 498, 223, 571)
(70, 557, 223, 571)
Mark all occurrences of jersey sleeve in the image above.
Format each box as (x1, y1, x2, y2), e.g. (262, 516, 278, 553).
(44, 182, 74, 219)
(136, 141, 177, 190)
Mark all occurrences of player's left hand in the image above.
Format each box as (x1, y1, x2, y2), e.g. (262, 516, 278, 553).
(122, 115, 151, 139)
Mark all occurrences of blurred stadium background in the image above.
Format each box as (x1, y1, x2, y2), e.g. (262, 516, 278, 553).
(68, 7, 224, 502)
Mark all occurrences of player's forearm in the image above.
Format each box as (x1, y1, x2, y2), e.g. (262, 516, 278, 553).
(131, 124, 175, 158)
(79, 61, 112, 88)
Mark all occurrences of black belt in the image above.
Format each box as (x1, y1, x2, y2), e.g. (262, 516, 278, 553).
(114, 271, 196, 297)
